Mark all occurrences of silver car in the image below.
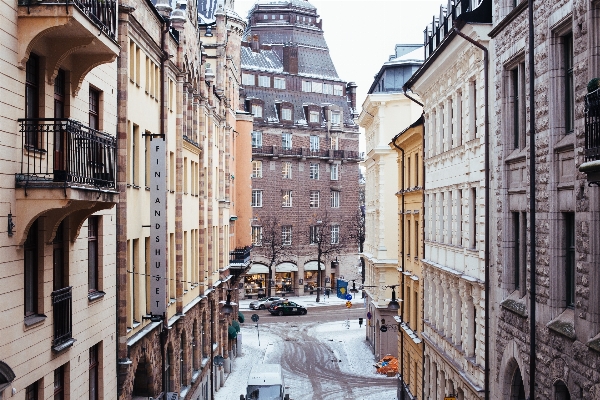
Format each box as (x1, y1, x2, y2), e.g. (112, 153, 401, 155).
(249, 296, 286, 310)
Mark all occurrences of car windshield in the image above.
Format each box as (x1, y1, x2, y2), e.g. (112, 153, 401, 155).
(246, 385, 282, 400)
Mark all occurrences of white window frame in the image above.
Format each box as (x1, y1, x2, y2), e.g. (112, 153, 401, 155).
(334, 85, 343, 96)
(331, 190, 340, 208)
(309, 163, 319, 180)
(302, 81, 312, 92)
(251, 131, 262, 148)
(330, 164, 339, 180)
(242, 73, 255, 86)
(274, 77, 286, 89)
(282, 162, 292, 179)
(282, 133, 292, 149)
(282, 226, 292, 246)
(281, 108, 292, 121)
(309, 190, 320, 208)
(252, 226, 263, 246)
(331, 225, 340, 244)
(331, 111, 341, 126)
(311, 82, 323, 93)
(258, 75, 270, 88)
(323, 83, 333, 95)
(309, 111, 320, 123)
(252, 104, 263, 118)
(282, 190, 292, 207)
(251, 190, 263, 207)
(310, 135, 319, 151)
(252, 160, 262, 178)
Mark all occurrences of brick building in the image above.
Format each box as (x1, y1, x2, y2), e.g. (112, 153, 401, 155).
(241, 0, 361, 298)
(489, 0, 600, 398)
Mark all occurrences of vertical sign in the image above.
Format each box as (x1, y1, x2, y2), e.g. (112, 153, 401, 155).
(150, 137, 167, 317)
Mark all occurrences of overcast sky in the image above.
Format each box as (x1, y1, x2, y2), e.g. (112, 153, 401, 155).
(234, 0, 442, 113)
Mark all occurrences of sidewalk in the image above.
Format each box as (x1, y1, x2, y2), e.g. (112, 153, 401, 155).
(237, 293, 365, 309)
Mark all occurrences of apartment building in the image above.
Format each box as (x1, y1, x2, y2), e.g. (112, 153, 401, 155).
(0, 0, 119, 397)
(489, 0, 600, 398)
(391, 115, 425, 400)
(116, 0, 252, 399)
(242, 0, 361, 299)
(359, 44, 423, 362)
(404, 0, 492, 398)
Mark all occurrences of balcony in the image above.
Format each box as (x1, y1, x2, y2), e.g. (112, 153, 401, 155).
(252, 146, 363, 161)
(17, 0, 119, 95)
(230, 245, 252, 266)
(581, 88, 600, 185)
(52, 286, 75, 352)
(15, 118, 118, 246)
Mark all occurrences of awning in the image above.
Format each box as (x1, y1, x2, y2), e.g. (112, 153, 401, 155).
(247, 264, 269, 274)
(276, 262, 298, 272)
(303, 261, 325, 271)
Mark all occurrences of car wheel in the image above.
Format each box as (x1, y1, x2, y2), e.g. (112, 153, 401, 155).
(301, 309, 307, 315)
(259, 304, 265, 310)
(277, 310, 284, 316)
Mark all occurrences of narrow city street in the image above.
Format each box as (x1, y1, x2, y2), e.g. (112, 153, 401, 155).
(217, 302, 398, 400)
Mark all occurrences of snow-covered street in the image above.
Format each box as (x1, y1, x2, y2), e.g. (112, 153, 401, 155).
(215, 296, 399, 400)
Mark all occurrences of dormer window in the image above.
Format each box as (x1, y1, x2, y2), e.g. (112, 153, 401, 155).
(312, 82, 322, 93)
(258, 76, 270, 88)
(309, 111, 319, 123)
(331, 111, 341, 126)
(252, 104, 263, 118)
(242, 73, 255, 86)
(264, 14, 268, 19)
(282, 108, 292, 121)
(323, 83, 333, 95)
(334, 85, 343, 96)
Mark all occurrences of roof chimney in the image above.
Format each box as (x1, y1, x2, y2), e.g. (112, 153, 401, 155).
(251, 34, 260, 52)
(346, 82, 358, 117)
(283, 44, 298, 74)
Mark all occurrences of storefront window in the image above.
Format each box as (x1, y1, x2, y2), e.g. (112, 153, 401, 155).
(275, 273, 294, 294)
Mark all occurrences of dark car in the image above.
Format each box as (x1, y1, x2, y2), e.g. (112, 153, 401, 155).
(268, 301, 307, 316)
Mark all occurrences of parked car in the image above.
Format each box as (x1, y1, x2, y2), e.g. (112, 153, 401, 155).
(249, 296, 286, 310)
(268, 301, 307, 316)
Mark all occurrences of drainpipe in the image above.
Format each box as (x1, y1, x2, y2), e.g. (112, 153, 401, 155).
(391, 137, 405, 400)
(528, 1, 536, 398)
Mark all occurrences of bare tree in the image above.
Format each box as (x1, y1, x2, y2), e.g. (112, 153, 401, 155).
(351, 206, 366, 283)
(253, 215, 291, 297)
(303, 210, 353, 302)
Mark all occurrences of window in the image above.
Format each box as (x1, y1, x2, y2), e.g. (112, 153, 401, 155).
(282, 162, 292, 179)
(330, 136, 338, 150)
(302, 81, 312, 92)
(330, 164, 339, 180)
(309, 111, 320, 123)
(242, 73, 255, 86)
(24, 219, 39, 317)
(310, 225, 320, 244)
(330, 225, 340, 244)
(252, 226, 263, 246)
(251, 104, 263, 118)
(251, 190, 263, 207)
(565, 213, 575, 308)
(282, 133, 292, 149)
(89, 344, 99, 400)
(25, 54, 41, 149)
(54, 69, 66, 118)
(309, 163, 319, 179)
(89, 87, 100, 130)
(323, 83, 333, 95)
(274, 77, 286, 89)
(470, 188, 477, 249)
(564, 32, 574, 134)
(252, 160, 262, 178)
(282, 226, 292, 245)
(88, 216, 99, 294)
(26, 381, 38, 400)
(251, 131, 262, 148)
(334, 85, 343, 96)
(54, 366, 65, 400)
(282, 190, 292, 207)
(310, 135, 319, 151)
(470, 80, 477, 138)
(309, 190, 320, 207)
(258, 75, 270, 87)
(281, 108, 292, 121)
(331, 111, 341, 125)
(507, 61, 526, 149)
(331, 190, 340, 208)
(312, 82, 323, 93)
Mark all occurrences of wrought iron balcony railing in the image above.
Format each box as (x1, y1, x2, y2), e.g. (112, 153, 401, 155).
(423, 0, 476, 60)
(51, 286, 73, 351)
(230, 245, 252, 266)
(17, 118, 116, 190)
(252, 146, 363, 161)
(585, 88, 600, 162)
(19, 0, 117, 40)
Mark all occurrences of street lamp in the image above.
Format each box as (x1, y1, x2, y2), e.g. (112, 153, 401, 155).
(387, 285, 400, 310)
(220, 290, 236, 315)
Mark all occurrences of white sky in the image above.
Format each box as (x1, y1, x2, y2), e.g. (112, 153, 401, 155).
(234, 0, 442, 114)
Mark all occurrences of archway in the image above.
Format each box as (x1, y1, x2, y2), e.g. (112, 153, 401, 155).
(132, 356, 152, 398)
(554, 380, 571, 400)
(510, 366, 525, 400)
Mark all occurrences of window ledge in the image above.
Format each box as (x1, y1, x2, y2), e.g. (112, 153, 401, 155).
(88, 291, 106, 302)
(504, 148, 527, 164)
(24, 314, 47, 327)
(554, 133, 575, 153)
(52, 338, 76, 353)
(500, 297, 528, 317)
(587, 334, 600, 353)
(547, 309, 576, 339)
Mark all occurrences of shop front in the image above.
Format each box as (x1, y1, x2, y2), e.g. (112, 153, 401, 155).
(303, 261, 325, 294)
(244, 263, 269, 298)
(275, 262, 297, 296)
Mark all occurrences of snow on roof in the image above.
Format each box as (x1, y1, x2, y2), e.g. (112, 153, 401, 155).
(255, 0, 317, 10)
(389, 46, 424, 63)
(247, 364, 284, 386)
(241, 47, 284, 73)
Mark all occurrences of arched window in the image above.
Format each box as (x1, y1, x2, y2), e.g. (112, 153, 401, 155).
(510, 367, 525, 400)
(554, 380, 571, 400)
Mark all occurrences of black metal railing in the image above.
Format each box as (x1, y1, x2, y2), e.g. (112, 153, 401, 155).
(252, 146, 363, 161)
(423, 0, 473, 60)
(17, 118, 116, 189)
(585, 88, 600, 162)
(19, 0, 117, 40)
(230, 245, 252, 265)
(51, 286, 73, 349)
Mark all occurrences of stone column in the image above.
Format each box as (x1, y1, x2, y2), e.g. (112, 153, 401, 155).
(472, 284, 482, 366)
(450, 278, 461, 345)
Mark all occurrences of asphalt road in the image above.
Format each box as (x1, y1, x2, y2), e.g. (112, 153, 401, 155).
(240, 304, 365, 323)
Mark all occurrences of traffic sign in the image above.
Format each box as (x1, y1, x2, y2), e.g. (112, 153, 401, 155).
(251, 314, 259, 322)
(345, 294, 352, 300)
(345, 301, 352, 308)
(380, 325, 388, 332)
